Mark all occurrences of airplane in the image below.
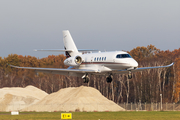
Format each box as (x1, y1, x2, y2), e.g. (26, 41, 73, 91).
(9, 30, 174, 83)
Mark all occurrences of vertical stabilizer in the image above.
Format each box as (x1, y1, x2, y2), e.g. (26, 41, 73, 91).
(63, 30, 80, 58)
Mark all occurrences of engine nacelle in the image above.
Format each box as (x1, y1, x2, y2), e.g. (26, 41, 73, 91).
(64, 56, 83, 66)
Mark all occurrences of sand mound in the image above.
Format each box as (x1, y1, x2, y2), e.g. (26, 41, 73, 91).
(23, 86, 124, 112)
(0, 85, 48, 111)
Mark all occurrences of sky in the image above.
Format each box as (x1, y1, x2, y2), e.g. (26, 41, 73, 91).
(0, 0, 180, 58)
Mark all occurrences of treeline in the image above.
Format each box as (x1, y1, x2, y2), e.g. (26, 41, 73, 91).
(0, 45, 180, 103)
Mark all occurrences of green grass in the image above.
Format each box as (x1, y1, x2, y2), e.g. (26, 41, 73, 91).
(0, 111, 180, 120)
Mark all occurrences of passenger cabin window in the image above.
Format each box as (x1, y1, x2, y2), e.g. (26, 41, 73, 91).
(94, 57, 106, 61)
(116, 54, 132, 58)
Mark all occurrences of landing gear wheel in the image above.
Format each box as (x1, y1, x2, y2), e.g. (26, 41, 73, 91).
(83, 77, 89, 83)
(128, 71, 132, 79)
(106, 74, 113, 83)
(82, 74, 90, 83)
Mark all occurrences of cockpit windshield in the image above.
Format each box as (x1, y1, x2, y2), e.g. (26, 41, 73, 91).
(116, 54, 132, 58)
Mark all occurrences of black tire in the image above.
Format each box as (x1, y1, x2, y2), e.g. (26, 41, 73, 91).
(86, 77, 89, 83)
(106, 77, 112, 83)
(83, 77, 89, 83)
(83, 78, 86, 83)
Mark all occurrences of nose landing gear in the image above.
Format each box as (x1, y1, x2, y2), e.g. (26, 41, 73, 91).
(128, 71, 132, 79)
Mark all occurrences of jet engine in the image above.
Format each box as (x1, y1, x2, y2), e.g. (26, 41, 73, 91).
(74, 56, 82, 65)
(64, 56, 83, 66)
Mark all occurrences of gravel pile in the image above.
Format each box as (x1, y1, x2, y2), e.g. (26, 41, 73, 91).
(0, 85, 48, 111)
(23, 86, 124, 112)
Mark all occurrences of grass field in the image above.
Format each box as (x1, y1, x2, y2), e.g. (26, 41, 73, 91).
(0, 111, 180, 120)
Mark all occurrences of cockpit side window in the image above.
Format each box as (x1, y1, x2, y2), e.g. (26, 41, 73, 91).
(116, 55, 121, 58)
(116, 54, 132, 58)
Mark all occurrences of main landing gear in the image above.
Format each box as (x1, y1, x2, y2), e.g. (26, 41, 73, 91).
(82, 74, 89, 83)
(106, 74, 113, 83)
(82, 71, 132, 84)
(106, 71, 132, 83)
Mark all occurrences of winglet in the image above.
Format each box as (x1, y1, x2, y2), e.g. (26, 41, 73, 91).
(168, 62, 174, 67)
(7, 64, 18, 68)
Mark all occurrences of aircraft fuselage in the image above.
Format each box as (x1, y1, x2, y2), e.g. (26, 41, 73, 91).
(64, 51, 138, 73)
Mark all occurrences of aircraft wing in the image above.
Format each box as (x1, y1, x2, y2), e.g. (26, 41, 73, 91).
(133, 62, 174, 72)
(8, 62, 174, 76)
(8, 64, 96, 76)
(113, 63, 174, 74)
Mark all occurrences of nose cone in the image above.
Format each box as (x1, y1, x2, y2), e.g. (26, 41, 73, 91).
(130, 59, 138, 68)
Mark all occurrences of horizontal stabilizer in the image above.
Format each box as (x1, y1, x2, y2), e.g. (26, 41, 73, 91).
(34, 49, 73, 52)
(78, 49, 99, 52)
(34, 49, 98, 52)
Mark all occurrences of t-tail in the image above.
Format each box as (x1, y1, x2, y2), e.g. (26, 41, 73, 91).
(34, 30, 98, 58)
(63, 30, 80, 58)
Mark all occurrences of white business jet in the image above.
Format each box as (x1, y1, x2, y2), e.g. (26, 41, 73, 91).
(9, 30, 174, 83)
